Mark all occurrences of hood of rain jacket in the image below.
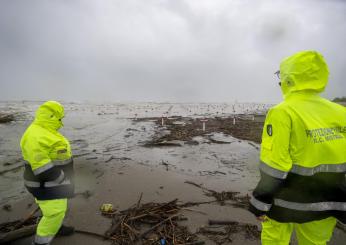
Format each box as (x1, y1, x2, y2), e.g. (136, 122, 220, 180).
(33, 101, 64, 131)
(279, 50, 329, 98)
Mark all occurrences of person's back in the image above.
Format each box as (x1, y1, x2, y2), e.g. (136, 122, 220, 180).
(21, 101, 75, 245)
(249, 51, 346, 245)
(282, 93, 346, 166)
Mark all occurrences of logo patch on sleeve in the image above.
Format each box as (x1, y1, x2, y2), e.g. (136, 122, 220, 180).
(267, 124, 273, 136)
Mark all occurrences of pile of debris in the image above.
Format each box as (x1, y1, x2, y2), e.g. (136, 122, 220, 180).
(0, 213, 39, 244)
(0, 113, 15, 124)
(0, 216, 38, 234)
(198, 220, 260, 244)
(104, 196, 203, 244)
(140, 116, 265, 147)
(0, 195, 259, 244)
(103, 189, 255, 244)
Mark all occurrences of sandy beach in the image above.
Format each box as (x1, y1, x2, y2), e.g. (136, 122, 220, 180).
(1, 101, 345, 244)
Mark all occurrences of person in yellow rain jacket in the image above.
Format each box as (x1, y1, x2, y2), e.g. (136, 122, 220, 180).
(20, 101, 75, 245)
(249, 50, 346, 245)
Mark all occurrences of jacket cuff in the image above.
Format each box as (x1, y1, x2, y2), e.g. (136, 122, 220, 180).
(248, 195, 272, 217)
(248, 203, 267, 217)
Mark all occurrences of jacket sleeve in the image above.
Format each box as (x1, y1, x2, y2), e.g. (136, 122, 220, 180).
(249, 106, 292, 217)
(30, 151, 63, 183)
(30, 140, 64, 183)
(51, 139, 74, 180)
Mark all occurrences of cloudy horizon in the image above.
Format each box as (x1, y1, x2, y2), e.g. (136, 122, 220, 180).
(1, 0, 345, 104)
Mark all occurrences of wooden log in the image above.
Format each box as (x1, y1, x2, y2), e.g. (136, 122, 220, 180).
(104, 218, 122, 237)
(0, 225, 111, 244)
(0, 165, 24, 175)
(75, 229, 111, 240)
(0, 225, 36, 244)
(184, 242, 206, 245)
(208, 220, 239, 226)
(139, 214, 179, 239)
(136, 192, 143, 210)
(13, 207, 40, 230)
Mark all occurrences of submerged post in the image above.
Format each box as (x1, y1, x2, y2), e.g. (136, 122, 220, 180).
(201, 119, 208, 132)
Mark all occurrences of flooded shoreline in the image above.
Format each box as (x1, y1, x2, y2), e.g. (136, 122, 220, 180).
(0, 101, 268, 206)
(1, 101, 345, 244)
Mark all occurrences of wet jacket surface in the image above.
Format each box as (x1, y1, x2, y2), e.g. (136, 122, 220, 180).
(249, 51, 346, 223)
(20, 101, 74, 200)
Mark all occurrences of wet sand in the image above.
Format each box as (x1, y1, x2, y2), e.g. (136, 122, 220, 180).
(1, 157, 260, 245)
(1, 101, 345, 244)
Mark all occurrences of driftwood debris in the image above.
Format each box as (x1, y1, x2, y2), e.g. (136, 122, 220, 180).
(196, 219, 260, 244)
(0, 164, 24, 175)
(0, 224, 110, 244)
(13, 207, 40, 231)
(184, 181, 250, 208)
(0, 225, 36, 244)
(104, 195, 204, 245)
(0, 113, 15, 124)
(0, 213, 39, 244)
(75, 229, 111, 240)
(0, 204, 109, 244)
(0, 206, 40, 243)
(141, 116, 264, 147)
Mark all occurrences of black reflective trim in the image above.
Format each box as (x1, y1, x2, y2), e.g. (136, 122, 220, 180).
(264, 170, 346, 224)
(24, 159, 75, 200)
(25, 183, 75, 200)
(267, 205, 333, 224)
(25, 171, 68, 188)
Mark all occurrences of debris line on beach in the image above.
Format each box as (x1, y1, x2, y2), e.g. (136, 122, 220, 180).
(104, 194, 203, 244)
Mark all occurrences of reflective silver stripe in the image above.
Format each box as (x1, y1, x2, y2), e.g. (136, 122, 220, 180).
(45, 179, 71, 187)
(26, 158, 72, 175)
(25, 171, 70, 188)
(33, 162, 55, 175)
(25, 179, 71, 188)
(291, 163, 346, 176)
(274, 199, 346, 211)
(44, 171, 65, 187)
(53, 158, 73, 166)
(250, 195, 272, 211)
(24, 180, 40, 188)
(260, 161, 346, 178)
(35, 234, 54, 244)
(259, 162, 288, 179)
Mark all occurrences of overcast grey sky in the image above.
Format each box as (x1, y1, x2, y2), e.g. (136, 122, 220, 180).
(0, 0, 345, 103)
